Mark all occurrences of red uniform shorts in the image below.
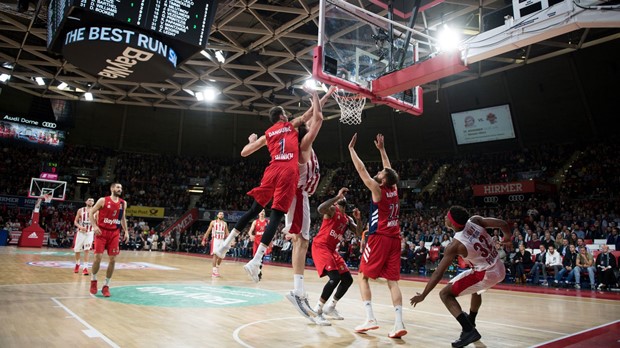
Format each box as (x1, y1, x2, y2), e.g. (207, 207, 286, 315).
(359, 234, 401, 281)
(248, 164, 298, 212)
(312, 244, 349, 277)
(94, 229, 120, 256)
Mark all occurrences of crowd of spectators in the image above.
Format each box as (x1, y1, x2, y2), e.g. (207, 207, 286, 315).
(1, 139, 619, 289)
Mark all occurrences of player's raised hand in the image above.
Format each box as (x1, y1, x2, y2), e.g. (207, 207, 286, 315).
(337, 187, 349, 199)
(326, 85, 337, 97)
(374, 133, 385, 150)
(410, 292, 425, 307)
(348, 133, 358, 149)
(352, 208, 361, 220)
(248, 133, 258, 143)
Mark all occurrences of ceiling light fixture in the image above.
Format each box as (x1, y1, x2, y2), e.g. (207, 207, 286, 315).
(35, 77, 45, 86)
(84, 92, 93, 101)
(57, 82, 68, 90)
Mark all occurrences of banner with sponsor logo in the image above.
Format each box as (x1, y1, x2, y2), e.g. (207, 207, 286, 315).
(126, 205, 165, 218)
(200, 209, 246, 223)
(163, 209, 198, 237)
(0, 195, 81, 209)
(472, 181, 556, 197)
(474, 193, 533, 205)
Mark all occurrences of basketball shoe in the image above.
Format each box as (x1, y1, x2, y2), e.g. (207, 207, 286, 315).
(74, 264, 80, 273)
(451, 329, 481, 348)
(388, 322, 407, 338)
(313, 313, 331, 326)
(354, 319, 379, 333)
(322, 305, 344, 320)
(89, 280, 98, 295)
(243, 260, 262, 283)
(285, 290, 316, 322)
(102, 285, 111, 297)
(82, 267, 89, 276)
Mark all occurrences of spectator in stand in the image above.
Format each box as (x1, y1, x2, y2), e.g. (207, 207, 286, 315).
(541, 231, 554, 249)
(557, 238, 570, 257)
(573, 246, 597, 289)
(595, 245, 618, 290)
(554, 244, 578, 287)
(496, 241, 509, 276)
(607, 227, 619, 250)
(568, 232, 579, 246)
(573, 224, 585, 239)
(554, 232, 564, 250)
(413, 241, 428, 272)
(545, 245, 563, 281)
(513, 244, 533, 284)
(529, 244, 548, 286)
(526, 233, 541, 250)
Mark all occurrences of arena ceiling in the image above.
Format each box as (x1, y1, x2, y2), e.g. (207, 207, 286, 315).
(0, 0, 618, 117)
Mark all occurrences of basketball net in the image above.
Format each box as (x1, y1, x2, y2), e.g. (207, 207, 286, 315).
(43, 194, 52, 204)
(332, 88, 366, 125)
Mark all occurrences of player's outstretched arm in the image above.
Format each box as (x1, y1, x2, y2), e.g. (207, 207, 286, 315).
(241, 134, 267, 157)
(121, 201, 129, 241)
(300, 90, 323, 152)
(74, 208, 84, 231)
(348, 208, 364, 236)
(374, 133, 392, 169)
(348, 133, 381, 201)
(317, 187, 347, 218)
(474, 216, 512, 248)
(410, 241, 460, 307)
(201, 221, 214, 246)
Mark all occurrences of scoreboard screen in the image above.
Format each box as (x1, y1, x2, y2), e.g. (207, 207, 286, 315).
(48, 0, 216, 51)
(74, 0, 214, 47)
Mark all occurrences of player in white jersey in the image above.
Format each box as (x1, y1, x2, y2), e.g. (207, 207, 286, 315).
(201, 211, 229, 277)
(410, 205, 512, 348)
(73, 198, 95, 275)
(282, 86, 334, 322)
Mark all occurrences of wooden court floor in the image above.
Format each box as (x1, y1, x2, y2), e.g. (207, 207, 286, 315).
(1, 246, 619, 348)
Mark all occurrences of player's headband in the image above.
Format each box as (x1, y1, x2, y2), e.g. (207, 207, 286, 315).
(447, 211, 464, 230)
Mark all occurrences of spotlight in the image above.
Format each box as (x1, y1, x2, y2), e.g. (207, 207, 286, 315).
(203, 87, 218, 102)
(437, 25, 460, 52)
(35, 77, 45, 86)
(195, 91, 205, 101)
(57, 82, 68, 90)
(215, 50, 225, 63)
(0, 74, 10, 82)
(84, 92, 93, 101)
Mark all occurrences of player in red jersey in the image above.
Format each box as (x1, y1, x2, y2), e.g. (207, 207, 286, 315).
(88, 183, 129, 297)
(410, 206, 512, 348)
(201, 211, 229, 277)
(310, 187, 363, 326)
(214, 90, 321, 283)
(349, 133, 407, 339)
(248, 209, 269, 256)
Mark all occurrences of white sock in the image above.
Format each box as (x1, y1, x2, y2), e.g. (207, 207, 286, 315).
(364, 301, 375, 321)
(105, 278, 111, 286)
(394, 305, 403, 324)
(294, 274, 304, 295)
(251, 244, 267, 264)
(315, 301, 324, 313)
(91, 273, 97, 281)
(223, 229, 240, 247)
(328, 299, 338, 308)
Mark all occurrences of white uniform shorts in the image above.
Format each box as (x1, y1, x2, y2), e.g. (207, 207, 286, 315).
(74, 231, 94, 252)
(211, 239, 224, 255)
(449, 261, 506, 297)
(283, 188, 310, 240)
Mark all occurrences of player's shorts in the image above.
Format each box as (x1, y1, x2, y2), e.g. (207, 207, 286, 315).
(282, 188, 310, 240)
(449, 261, 506, 297)
(94, 229, 120, 256)
(312, 243, 349, 277)
(359, 234, 401, 281)
(73, 230, 94, 252)
(211, 239, 224, 255)
(247, 164, 299, 212)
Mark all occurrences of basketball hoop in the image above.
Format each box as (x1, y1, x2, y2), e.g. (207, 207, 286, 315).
(332, 88, 366, 125)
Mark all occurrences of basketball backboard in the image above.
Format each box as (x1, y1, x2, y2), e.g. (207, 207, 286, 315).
(28, 178, 67, 201)
(313, 0, 467, 116)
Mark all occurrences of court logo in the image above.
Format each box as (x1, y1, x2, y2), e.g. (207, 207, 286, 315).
(101, 285, 282, 308)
